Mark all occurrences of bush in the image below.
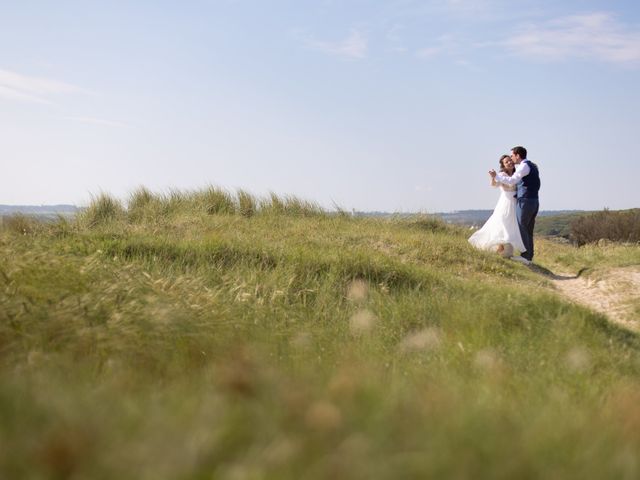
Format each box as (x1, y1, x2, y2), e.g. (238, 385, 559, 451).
(570, 209, 640, 246)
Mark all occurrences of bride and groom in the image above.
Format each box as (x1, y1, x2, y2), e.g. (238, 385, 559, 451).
(468, 146, 540, 265)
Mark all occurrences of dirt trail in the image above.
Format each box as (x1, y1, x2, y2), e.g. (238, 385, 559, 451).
(541, 266, 640, 331)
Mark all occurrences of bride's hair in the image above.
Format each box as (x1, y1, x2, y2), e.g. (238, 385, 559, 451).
(499, 155, 513, 175)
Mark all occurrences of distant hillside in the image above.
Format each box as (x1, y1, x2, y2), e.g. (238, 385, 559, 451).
(534, 211, 593, 238)
(354, 209, 585, 226)
(354, 209, 600, 239)
(440, 210, 587, 228)
(0, 205, 610, 238)
(0, 204, 79, 215)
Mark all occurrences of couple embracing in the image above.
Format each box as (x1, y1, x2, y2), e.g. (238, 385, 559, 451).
(469, 146, 541, 265)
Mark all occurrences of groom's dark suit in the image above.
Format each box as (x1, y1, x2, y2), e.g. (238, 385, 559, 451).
(515, 160, 540, 261)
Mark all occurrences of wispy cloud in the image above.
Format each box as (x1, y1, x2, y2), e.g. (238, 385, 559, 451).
(415, 34, 482, 71)
(416, 34, 459, 58)
(376, 0, 516, 24)
(303, 29, 368, 59)
(62, 116, 130, 128)
(0, 68, 86, 104)
(385, 24, 408, 53)
(0, 84, 51, 104)
(444, 0, 495, 16)
(503, 12, 640, 65)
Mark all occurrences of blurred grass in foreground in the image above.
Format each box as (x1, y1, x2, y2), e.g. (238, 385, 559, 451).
(1, 189, 640, 479)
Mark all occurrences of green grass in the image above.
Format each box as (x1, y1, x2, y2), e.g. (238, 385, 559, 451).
(536, 237, 640, 275)
(78, 192, 125, 228)
(1, 189, 640, 479)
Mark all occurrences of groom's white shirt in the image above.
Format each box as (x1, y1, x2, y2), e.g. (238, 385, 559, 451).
(495, 161, 530, 186)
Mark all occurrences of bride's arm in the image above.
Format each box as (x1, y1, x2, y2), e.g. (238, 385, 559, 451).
(495, 162, 530, 186)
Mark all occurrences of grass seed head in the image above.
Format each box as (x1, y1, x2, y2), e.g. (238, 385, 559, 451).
(347, 279, 369, 302)
(474, 349, 501, 370)
(290, 331, 312, 350)
(305, 401, 343, 431)
(400, 327, 441, 352)
(349, 309, 376, 335)
(565, 346, 591, 373)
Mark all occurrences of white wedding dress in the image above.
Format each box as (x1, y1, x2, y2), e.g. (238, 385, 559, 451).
(468, 182, 526, 254)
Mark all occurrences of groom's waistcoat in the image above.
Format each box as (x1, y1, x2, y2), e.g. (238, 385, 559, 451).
(517, 160, 540, 199)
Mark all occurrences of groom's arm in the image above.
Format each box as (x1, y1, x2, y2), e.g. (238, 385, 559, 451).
(495, 162, 530, 186)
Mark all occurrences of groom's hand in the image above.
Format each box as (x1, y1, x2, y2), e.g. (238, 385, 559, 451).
(489, 169, 497, 178)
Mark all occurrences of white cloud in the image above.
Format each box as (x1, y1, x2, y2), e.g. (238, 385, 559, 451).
(416, 34, 459, 58)
(63, 116, 130, 128)
(454, 59, 475, 69)
(416, 46, 444, 58)
(444, 0, 493, 15)
(504, 12, 640, 65)
(385, 24, 408, 53)
(0, 68, 86, 104)
(305, 29, 368, 59)
(0, 84, 52, 104)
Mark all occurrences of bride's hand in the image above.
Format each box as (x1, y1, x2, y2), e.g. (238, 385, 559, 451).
(488, 169, 497, 178)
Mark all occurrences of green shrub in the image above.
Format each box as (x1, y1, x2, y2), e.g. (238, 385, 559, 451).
(570, 209, 640, 245)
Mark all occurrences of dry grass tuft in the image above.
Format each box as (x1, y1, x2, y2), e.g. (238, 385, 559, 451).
(1, 214, 41, 235)
(79, 193, 125, 228)
(237, 189, 257, 218)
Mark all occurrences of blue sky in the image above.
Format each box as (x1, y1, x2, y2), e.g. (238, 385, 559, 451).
(2, 0, 640, 211)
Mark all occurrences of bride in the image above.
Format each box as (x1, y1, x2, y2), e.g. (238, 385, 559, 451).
(468, 155, 526, 257)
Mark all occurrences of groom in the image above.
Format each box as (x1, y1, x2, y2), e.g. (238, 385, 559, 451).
(490, 146, 541, 264)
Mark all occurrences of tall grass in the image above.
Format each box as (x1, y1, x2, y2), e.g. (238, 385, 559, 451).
(78, 192, 125, 228)
(237, 189, 257, 217)
(260, 192, 324, 217)
(0, 213, 41, 235)
(193, 185, 236, 215)
(124, 186, 322, 222)
(127, 186, 157, 222)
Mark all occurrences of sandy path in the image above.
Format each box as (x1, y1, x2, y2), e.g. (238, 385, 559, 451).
(543, 266, 640, 331)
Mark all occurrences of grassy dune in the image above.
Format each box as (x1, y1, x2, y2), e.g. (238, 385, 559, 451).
(1, 189, 640, 479)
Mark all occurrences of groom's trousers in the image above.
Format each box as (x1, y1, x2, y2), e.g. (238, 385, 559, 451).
(517, 198, 539, 261)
